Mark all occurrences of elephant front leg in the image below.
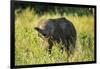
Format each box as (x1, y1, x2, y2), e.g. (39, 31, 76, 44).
(48, 39, 53, 54)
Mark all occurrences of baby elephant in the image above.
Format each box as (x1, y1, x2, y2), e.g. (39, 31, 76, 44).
(34, 17, 77, 56)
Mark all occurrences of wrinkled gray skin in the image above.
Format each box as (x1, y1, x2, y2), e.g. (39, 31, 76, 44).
(34, 17, 77, 56)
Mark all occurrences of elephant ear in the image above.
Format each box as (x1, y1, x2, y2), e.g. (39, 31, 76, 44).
(34, 19, 54, 38)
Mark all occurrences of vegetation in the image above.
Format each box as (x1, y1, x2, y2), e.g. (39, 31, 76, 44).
(15, 6, 95, 65)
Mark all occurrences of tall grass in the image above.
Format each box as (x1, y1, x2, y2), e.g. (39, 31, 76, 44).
(15, 8, 95, 65)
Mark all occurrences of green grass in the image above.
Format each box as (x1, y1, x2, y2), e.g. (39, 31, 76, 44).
(15, 8, 95, 65)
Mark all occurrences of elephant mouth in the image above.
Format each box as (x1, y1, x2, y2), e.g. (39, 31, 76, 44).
(38, 33, 49, 40)
(34, 27, 49, 38)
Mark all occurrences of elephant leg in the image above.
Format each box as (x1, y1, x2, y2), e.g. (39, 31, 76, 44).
(48, 39, 53, 54)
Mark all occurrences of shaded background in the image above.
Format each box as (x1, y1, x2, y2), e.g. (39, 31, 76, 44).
(14, 1, 94, 16)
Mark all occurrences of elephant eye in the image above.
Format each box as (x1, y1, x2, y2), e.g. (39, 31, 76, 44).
(43, 33, 47, 36)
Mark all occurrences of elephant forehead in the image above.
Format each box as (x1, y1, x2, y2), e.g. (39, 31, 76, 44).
(39, 20, 53, 29)
(38, 20, 48, 29)
(39, 25, 45, 30)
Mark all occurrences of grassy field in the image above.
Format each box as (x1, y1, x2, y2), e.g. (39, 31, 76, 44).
(15, 8, 95, 65)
